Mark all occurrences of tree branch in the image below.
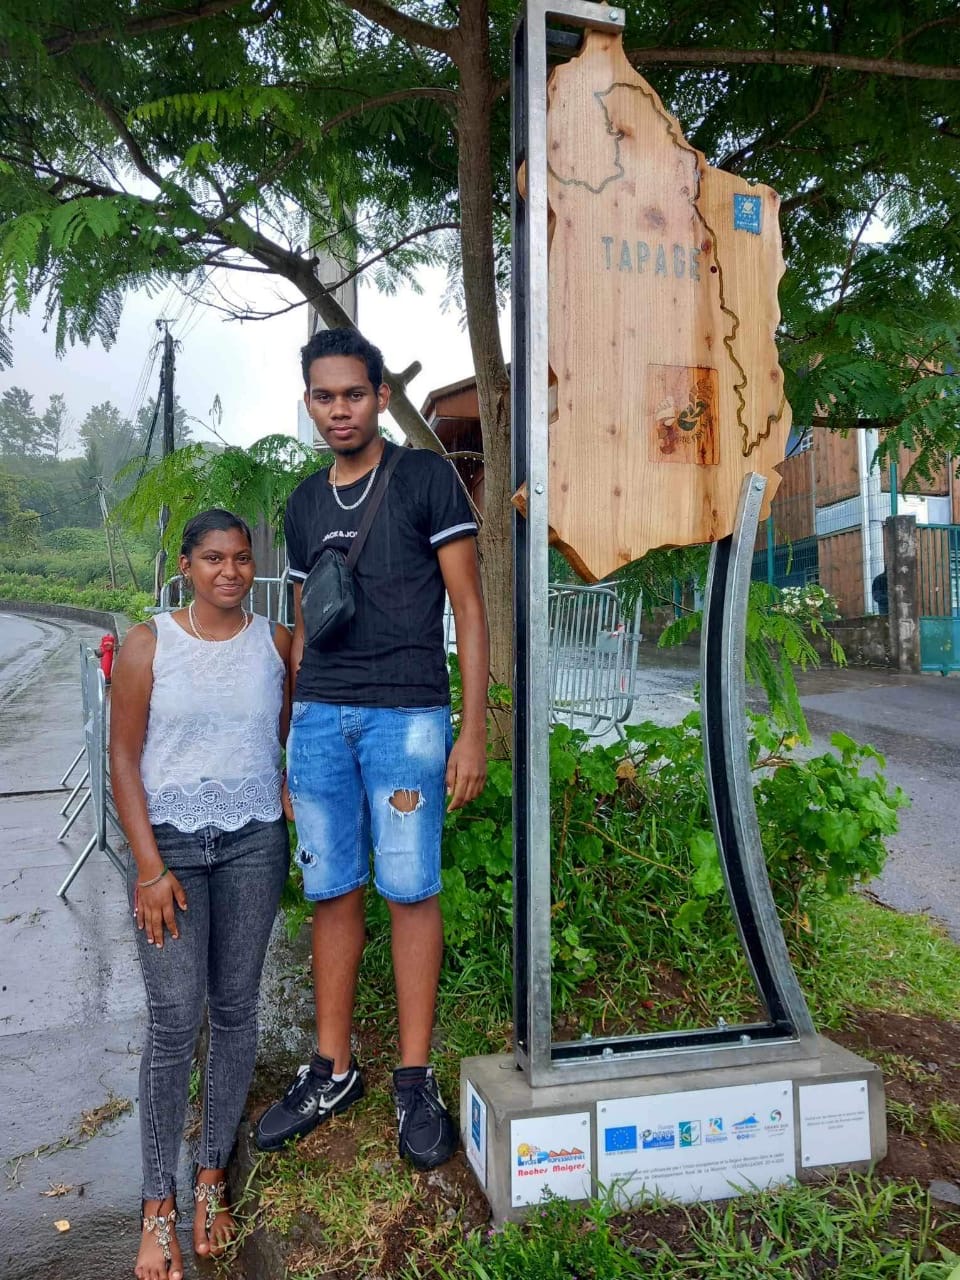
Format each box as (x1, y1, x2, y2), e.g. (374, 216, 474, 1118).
(237, 223, 447, 453)
(0, 153, 121, 201)
(341, 0, 457, 57)
(628, 46, 960, 81)
(827, 189, 888, 325)
(719, 71, 831, 172)
(74, 72, 165, 189)
(43, 0, 261, 57)
(321, 85, 458, 132)
(331, 221, 460, 290)
(885, 16, 960, 58)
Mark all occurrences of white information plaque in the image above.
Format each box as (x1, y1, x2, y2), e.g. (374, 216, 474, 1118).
(510, 1112, 592, 1208)
(597, 1081, 795, 1205)
(465, 1081, 487, 1187)
(799, 1080, 871, 1168)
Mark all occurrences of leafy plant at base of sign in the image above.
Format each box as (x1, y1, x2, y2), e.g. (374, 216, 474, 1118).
(428, 667, 907, 1016)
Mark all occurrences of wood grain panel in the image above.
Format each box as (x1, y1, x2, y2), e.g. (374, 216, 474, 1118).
(537, 30, 791, 581)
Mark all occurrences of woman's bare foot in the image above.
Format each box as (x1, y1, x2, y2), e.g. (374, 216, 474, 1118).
(193, 1168, 235, 1258)
(136, 1197, 182, 1280)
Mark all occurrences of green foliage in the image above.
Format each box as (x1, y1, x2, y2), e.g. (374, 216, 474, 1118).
(0, 525, 154, 586)
(2, 1, 959, 483)
(435, 708, 906, 1013)
(114, 433, 327, 552)
(0, 385, 63, 457)
(0, 464, 41, 545)
(659, 580, 845, 742)
(0, 454, 92, 530)
(0, 570, 151, 618)
(755, 724, 908, 919)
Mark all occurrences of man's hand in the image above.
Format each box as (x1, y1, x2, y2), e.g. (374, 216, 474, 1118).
(446, 732, 487, 812)
(282, 775, 295, 821)
(134, 871, 188, 948)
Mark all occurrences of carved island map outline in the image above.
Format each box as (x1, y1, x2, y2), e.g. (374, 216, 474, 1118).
(538, 31, 792, 578)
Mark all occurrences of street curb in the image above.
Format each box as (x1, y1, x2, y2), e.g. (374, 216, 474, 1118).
(0, 599, 128, 637)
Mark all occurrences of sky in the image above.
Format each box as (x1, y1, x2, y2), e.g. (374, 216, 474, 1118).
(2, 266, 510, 455)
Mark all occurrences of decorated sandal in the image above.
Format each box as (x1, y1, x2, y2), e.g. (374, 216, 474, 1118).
(141, 1202, 177, 1265)
(193, 1177, 228, 1238)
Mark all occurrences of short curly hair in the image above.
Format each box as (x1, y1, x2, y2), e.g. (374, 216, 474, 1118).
(300, 328, 384, 389)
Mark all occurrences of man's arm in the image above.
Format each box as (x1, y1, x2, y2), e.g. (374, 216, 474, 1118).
(290, 582, 305, 700)
(437, 537, 489, 811)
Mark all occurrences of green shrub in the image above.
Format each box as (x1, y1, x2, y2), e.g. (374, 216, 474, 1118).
(0, 570, 152, 619)
(436, 709, 907, 1012)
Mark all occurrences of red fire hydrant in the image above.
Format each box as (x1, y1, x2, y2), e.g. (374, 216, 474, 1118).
(98, 633, 116, 681)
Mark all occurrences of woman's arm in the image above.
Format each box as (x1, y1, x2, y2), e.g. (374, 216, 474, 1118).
(272, 621, 293, 744)
(109, 623, 187, 946)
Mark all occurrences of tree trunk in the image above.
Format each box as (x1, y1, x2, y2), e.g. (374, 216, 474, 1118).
(454, 0, 513, 690)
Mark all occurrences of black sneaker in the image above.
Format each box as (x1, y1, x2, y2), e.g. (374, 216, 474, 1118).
(393, 1066, 459, 1170)
(255, 1054, 364, 1151)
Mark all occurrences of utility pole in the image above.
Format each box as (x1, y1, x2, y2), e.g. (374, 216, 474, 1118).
(155, 321, 176, 603)
(97, 480, 140, 590)
(162, 324, 175, 459)
(96, 479, 118, 590)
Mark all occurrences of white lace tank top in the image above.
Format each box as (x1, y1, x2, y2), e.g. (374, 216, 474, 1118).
(140, 611, 284, 832)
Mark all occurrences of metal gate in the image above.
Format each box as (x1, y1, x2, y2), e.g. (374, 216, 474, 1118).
(918, 524, 960, 672)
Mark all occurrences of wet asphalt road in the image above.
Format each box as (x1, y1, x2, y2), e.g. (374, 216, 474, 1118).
(794, 665, 960, 941)
(1, 613, 959, 1279)
(0, 614, 211, 1280)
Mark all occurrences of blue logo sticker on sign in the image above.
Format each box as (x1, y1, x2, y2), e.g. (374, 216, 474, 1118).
(733, 193, 762, 235)
(471, 1097, 482, 1147)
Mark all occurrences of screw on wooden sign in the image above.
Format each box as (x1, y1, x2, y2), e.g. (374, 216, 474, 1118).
(521, 29, 792, 582)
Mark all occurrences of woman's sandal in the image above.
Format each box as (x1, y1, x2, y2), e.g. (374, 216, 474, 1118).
(193, 1177, 229, 1253)
(141, 1201, 178, 1270)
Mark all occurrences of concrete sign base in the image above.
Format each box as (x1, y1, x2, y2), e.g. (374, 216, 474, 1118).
(461, 1037, 885, 1223)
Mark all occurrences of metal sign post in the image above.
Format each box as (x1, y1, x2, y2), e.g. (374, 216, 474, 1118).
(460, 0, 886, 1222)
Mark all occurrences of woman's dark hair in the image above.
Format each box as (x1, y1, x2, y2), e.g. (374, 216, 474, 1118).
(180, 509, 253, 558)
(300, 327, 384, 389)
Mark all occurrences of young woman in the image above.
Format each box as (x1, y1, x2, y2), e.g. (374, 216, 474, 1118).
(110, 509, 291, 1280)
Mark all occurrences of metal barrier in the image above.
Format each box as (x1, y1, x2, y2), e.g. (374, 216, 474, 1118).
(57, 644, 125, 898)
(547, 583, 642, 737)
(157, 570, 292, 625)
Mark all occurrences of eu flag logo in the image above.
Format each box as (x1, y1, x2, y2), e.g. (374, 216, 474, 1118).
(604, 1124, 638, 1154)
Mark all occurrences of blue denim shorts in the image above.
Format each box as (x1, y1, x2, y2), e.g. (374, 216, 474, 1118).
(287, 701, 452, 903)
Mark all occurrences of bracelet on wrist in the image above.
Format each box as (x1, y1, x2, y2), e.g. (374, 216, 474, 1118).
(137, 866, 168, 889)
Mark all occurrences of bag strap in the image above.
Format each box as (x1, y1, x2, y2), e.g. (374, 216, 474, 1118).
(344, 443, 403, 570)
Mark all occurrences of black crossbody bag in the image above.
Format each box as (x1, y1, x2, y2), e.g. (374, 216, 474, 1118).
(300, 445, 402, 649)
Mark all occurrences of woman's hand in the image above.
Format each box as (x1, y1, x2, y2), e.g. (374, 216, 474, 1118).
(134, 872, 188, 947)
(281, 775, 295, 821)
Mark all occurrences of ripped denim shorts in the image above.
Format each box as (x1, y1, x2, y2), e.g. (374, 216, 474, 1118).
(286, 701, 452, 903)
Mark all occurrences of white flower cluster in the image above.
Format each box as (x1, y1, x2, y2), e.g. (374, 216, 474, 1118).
(775, 583, 838, 621)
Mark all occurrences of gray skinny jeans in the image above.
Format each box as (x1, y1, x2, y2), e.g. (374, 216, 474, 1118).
(128, 817, 289, 1200)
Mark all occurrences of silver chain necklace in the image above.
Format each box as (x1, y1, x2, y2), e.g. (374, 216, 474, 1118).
(330, 460, 379, 511)
(188, 602, 248, 642)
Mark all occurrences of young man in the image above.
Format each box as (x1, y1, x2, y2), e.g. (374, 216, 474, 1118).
(255, 329, 489, 1169)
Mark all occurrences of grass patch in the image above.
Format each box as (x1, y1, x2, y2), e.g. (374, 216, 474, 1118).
(929, 1102, 960, 1145)
(413, 1179, 960, 1280)
(800, 895, 960, 1027)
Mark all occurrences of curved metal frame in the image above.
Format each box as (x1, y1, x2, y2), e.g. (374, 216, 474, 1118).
(511, 0, 816, 1087)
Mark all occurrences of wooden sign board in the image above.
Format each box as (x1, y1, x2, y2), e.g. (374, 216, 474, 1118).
(534, 30, 791, 582)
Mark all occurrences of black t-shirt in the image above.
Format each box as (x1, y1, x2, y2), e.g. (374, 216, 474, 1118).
(284, 441, 478, 707)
